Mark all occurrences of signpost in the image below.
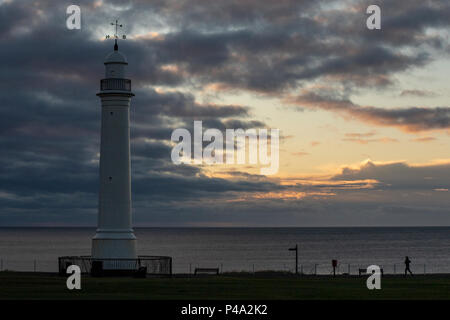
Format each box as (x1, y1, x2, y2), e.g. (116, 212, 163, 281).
(332, 259, 338, 276)
(288, 244, 298, 275)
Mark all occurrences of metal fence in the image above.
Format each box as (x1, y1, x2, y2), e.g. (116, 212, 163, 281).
(181, 262, 438, 275)
(57, 256, 172, 276)
(294, 263, 429, 275)
(0, 259, 55, 272)
(1, 258, 447, 275)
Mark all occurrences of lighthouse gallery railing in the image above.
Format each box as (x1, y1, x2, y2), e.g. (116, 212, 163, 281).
(100, 78, 131, 91)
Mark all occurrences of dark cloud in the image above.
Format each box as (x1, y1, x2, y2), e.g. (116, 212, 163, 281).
(333, 160, 450, 191)
(2, 0, 450, 93)
(342, 137, 398, 144)
(411, 136, 436, 143)
(134, 89, 249, 118)
(345, 132, 377, 138)
(288, 91, 450, 132)
(400, 90, 438, 98)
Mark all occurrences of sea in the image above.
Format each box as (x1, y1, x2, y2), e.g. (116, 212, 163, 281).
(1, 227, 450, 274)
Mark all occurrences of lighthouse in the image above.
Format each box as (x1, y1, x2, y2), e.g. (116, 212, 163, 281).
(91, 37, 137, 261)
(57, 24, 172, 276)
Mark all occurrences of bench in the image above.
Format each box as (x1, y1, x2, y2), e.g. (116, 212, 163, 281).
(194, 268, 219, 275)
(359, 268, 383, 276)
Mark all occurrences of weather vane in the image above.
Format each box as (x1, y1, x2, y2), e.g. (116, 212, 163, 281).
(105, 19, 126, 50)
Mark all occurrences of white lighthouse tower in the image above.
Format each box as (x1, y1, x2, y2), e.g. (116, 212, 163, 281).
(91, 35, 137, 261)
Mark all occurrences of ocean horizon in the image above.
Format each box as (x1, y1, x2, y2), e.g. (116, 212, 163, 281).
(1, 226, 450, 274)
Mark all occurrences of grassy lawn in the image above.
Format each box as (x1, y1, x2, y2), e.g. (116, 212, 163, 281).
(0, 271, 449, 300)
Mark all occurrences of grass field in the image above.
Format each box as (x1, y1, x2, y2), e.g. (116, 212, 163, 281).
(0, 271, 449, 300)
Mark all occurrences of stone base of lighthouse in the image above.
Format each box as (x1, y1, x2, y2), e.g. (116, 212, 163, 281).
(92, 229, 137, 270)
(92, 232, 137, 258)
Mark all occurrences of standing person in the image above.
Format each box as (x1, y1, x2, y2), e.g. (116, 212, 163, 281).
(404, 256, 413, 276)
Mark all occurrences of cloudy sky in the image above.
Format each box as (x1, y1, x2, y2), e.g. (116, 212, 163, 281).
(1, 0, 449, 226)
